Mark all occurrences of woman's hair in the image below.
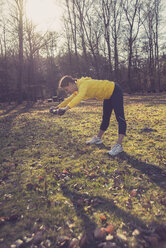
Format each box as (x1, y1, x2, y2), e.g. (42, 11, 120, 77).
(59, 75, 77, 88)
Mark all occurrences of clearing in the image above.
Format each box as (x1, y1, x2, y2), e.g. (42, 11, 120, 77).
(0, 93, 166, 248)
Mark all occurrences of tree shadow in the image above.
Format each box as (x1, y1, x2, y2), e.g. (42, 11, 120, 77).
(95, 143, 110, 150)
(61, 184, 147, 247)
(61, 184, 97, 230)
(117, 152, 166, 190)
(0, 101, 34, 117)
(0, 103, 19, 116)
(124, 94, 166, 105)
(0, 102, 35, 153)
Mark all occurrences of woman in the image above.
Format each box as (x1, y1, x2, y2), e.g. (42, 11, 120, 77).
(51, 75, 127, 156)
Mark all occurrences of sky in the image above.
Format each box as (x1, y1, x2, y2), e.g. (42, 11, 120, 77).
(25, 0, 166, 33)
(25, 0, 64, 33)
(2, 0, 165, 36)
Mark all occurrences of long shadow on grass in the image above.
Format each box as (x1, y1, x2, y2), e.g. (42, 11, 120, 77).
(96, 143, 110, 150)
(118, 152, 166, 190)
(61, 184, 146, 247)
(0, 102, 35, 132)
(0, 102, 34, 117)
(0, 103, 19, 116)
(124, 94, 166, 105)
(0, 102, 35, 151)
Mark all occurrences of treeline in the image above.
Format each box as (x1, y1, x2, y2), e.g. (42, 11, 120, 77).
(0, 0, 166, 103)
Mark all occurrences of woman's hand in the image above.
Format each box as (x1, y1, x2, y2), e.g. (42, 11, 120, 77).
(49, 106, 59, 113)
(57, 108, 66, 115)
(50, 106, 70, 115)
(58, 106, 70, 115)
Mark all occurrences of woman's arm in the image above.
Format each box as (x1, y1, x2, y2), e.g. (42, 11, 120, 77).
(57, 92, 77, 108)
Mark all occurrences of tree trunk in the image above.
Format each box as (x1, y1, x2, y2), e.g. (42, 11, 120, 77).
(102, 0, 112, 79)
(16, 0, 24, 103)
(128, 38, 132, 92)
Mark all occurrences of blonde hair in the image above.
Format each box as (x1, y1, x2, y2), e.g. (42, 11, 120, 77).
(59, 75, 77, 88)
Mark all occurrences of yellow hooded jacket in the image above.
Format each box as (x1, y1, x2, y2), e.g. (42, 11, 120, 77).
(58, 77, 115, 109)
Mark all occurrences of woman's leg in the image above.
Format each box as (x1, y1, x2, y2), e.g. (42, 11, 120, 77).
(97, 129, 105, 138)
(107, 84, 126, 155)
(98, 99, 113, 138)
(86, 100, 112, 144)
(111, 84, 127, 145)
(117, 134, 125, 145)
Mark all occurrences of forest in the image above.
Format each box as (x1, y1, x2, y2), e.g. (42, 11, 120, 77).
(0, 0, 166, 102)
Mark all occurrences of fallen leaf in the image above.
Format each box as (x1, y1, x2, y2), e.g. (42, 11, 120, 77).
(100, 215, 107, 221)
(0, 217, 6, 225)
(130, 189, 137, 197)
(106, 234, 114, 241)
(105, 224, 114, 234)
(132, 229, 140, 236)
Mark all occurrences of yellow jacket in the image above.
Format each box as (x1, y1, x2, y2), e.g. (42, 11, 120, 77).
(58, 77, 115, 109)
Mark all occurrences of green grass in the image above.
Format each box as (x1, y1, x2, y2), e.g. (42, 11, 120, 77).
(0, 94, 166, 247)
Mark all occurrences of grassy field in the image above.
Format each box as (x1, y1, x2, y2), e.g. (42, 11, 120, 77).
(0, 94, 166, 248)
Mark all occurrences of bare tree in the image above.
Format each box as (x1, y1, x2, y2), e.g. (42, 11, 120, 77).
(63, 0, 102, 76)
(111, 0, 124, 81)
(0, 1, 10, 101)
(63, 16, 73, 70)
(24, 19, 59, 100)
(9, 0, 25, 103)
(141, 0, 162, 92)
(65, 0, 78, 56)
(63, 0, 80, 74)
(44, 31, 59, 96)
(154, 0, 162, 91)
(82, 1, 103, 77)
(123, 0, 142, 92)
(102, 0, 112, 79)
(75, 0, 88, 62)
(25, 21, 55, 79)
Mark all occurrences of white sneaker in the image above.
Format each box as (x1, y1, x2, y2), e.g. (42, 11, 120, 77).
(108, 144, 123, 156)
(86, 136, 103, 145)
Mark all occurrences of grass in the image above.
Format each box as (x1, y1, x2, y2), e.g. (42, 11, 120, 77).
(0, 93, 166, 248)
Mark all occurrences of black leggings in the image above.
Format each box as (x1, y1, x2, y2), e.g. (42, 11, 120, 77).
(100, 83, 127, 135)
